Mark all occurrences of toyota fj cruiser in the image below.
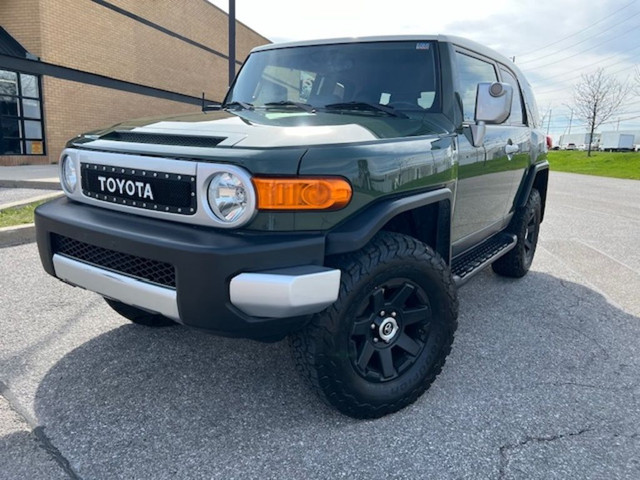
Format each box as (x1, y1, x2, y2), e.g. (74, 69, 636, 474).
(35, 35, 548, 419)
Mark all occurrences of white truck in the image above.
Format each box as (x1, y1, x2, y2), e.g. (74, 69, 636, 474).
(599, 132, 634, 151)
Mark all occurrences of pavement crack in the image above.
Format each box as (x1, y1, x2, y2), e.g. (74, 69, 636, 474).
(498, 427, 593, 480)
(563, 323, 610, 360)
(32, 426, 83, 480)
(0, 379, 82, 480)
(0, 379, 38, 427)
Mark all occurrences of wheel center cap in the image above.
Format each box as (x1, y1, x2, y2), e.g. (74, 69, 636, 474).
(379, 317, 399, 343)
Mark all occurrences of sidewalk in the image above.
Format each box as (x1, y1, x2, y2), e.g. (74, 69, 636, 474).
(0, 165, 60, 190)
(0, 165, 62, 247)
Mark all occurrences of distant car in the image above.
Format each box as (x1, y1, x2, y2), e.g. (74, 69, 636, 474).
(566, 143, 576, 150)
(577, 143, 597, 151)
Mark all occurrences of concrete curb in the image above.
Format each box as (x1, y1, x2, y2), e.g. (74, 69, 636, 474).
(0, 179, 60, 190)
(0, 193, 62, 248)
(0, 191, 63, 211)
(0, 224, 36, 248)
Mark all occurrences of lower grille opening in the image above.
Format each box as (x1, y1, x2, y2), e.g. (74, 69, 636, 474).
(52, 234, 176, 288)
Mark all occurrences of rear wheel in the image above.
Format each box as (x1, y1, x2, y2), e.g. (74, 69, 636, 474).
(492, 188, 542, 278)
(290, 232, 458, 419)
(104, 298, 176, 327)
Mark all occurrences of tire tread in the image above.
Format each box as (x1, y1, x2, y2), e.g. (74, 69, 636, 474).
(289, 232, 458, 418)
(492, 188, 542, 278)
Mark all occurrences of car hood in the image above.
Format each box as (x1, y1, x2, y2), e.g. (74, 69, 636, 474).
(73, 109, 449, 150)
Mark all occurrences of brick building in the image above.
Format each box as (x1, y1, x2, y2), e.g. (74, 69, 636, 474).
(0, 0, 268, 166)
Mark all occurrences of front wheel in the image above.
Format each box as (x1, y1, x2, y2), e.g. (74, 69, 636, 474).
(104, 298, 176, 327)
(289, 232, 458, 419)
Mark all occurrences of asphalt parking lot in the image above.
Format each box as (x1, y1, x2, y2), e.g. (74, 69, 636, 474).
(1, 171, 639, 479)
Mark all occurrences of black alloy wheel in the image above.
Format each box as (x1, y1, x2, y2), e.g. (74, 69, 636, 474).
(492, 188, 542, 278)
(523, 204, 539, 267)
(349, 279, 431, 382)
(290, 232, 458, 419)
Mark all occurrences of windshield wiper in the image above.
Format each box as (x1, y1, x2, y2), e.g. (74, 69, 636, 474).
(323, 101, 408, 118)
(223, 101, 254, 111)
(263, 101, 316, 113)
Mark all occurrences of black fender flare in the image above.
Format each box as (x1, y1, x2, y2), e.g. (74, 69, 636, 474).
(515, 161, 549, 221)
(325, 188, 453, 263)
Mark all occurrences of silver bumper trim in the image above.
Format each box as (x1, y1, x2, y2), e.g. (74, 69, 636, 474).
(52, 254, 180, 321)
(230, 266, 341, 318)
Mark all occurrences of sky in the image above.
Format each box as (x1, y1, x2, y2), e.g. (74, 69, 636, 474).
(208, 0, 640, 141)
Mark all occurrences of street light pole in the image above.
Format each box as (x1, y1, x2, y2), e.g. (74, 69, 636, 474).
(228, 0, 236, 87)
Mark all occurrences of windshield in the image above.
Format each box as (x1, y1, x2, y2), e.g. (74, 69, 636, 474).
(225, 41, 440, 116)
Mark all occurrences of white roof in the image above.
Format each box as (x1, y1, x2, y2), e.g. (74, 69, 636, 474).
(251, 35, 515, 68)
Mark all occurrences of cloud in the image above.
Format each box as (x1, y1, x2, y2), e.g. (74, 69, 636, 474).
(209, 0, 640, 135)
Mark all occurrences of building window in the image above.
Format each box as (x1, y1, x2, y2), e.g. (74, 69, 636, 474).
(0, 69, 45, 155)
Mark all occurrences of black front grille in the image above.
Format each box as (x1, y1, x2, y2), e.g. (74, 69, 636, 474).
(100, 131, 225, 148)
(52, 235, 176, 288)
(81, 163, 197, 215)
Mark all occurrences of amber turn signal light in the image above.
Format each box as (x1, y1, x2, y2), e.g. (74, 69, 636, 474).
(252, 177, 352, 210)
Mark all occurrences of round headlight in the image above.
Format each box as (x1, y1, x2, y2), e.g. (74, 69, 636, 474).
(207, 171, 255, 226)
(61, 155, 77, 192)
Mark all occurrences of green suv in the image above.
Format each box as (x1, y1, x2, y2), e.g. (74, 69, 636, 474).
(35, 35, 549, 418)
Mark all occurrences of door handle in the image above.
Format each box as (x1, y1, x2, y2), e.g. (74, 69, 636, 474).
(505, 144, 520, 155)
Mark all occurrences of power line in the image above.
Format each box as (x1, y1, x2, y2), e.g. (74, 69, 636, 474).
(545, 114, 640, 129)
(534, 62, 637, 95)
(519, 5, 640, 65)
(516, 0, 637, 58)
(519, 18, 640, 69)
(600, 114, 640, 125)
(530, 44, 640, 85)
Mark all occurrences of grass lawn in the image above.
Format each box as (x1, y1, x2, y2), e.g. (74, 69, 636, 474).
(548, 150, 640, 180)
(0, 200, 45, 228)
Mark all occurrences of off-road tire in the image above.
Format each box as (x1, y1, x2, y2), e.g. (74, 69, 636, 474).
(289, 232, 458, 419)
(492, 188, 542, 278)
(104, 298, 176, 327)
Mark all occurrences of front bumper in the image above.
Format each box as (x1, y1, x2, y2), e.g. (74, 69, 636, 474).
(35, 197, 339, 340)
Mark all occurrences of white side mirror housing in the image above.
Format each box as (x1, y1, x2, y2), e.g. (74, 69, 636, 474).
(469, 82, 513, 147)
(475, 82, 513, 124)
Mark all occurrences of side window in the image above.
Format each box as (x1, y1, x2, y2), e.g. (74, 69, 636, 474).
(499, 67, 525, 125)
(455, 52, 498, 122)
(520, 80, 540, 128)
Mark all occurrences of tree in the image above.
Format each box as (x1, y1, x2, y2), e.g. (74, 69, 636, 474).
(538, 104, 552, 134)
(573, 68, 630, 156)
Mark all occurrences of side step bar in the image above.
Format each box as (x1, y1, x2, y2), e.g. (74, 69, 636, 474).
(452, 233, 517, 286)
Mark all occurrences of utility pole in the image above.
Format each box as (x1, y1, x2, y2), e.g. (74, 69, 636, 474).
(546, 109, 551, 135)
(228, 0, 236, 87)
(568, 108, 573, 134)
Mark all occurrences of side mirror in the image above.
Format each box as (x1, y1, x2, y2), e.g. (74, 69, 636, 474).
(469, 82, 513, 147)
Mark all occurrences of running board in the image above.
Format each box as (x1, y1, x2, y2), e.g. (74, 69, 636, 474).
(452, 233, 517, 286)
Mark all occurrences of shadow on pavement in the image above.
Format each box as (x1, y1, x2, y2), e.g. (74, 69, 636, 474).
(23, 270, 640, 479)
